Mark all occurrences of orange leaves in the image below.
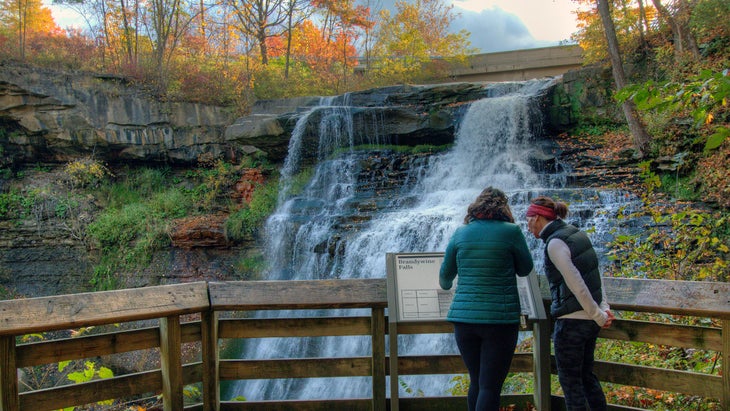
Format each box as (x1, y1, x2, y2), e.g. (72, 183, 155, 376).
(271, 20, 358, 70)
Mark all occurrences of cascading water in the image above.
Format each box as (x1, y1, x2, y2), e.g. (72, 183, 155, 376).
(225, 79, 639, 401)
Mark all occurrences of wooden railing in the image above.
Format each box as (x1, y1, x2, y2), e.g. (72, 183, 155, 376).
(0, 277, 728, 411)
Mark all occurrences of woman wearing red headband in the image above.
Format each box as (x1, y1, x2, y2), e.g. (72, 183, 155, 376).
(526, 196, 614, 411)
(440, 187, 534, 411)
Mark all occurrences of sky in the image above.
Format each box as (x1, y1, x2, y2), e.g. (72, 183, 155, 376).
(449, 0, 582, 52)
(45, 0, 583, 53)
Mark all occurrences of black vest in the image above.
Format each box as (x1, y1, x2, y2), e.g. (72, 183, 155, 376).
(540, 219, 603, 317)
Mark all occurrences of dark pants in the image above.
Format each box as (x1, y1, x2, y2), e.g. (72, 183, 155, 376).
(453, 322, 519, 411)
(553, 319, 607, 411)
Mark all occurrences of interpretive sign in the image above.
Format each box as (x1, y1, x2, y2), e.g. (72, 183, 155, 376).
(386, 252, 539, 323)
(386, 253, 451, 322)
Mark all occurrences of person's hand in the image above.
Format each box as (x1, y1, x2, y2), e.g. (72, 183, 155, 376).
(602, 310, 615, 329)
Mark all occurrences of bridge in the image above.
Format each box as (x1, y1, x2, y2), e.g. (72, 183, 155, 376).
(0, 277, 728, 410)
(355, 44, 584, 82)
(443, 44, 584, 82)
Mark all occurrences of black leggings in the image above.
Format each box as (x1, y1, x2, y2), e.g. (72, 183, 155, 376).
(453, 322, 519, 411)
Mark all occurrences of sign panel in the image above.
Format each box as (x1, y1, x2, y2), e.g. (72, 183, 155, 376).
(386, 252, 539, 323)
(386, 253, 451, 323)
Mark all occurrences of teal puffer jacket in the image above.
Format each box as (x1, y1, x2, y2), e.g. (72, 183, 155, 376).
(439, 219, 534, 324)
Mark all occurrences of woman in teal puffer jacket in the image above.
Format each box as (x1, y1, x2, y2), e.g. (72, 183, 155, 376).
(440, 186, 534, 411)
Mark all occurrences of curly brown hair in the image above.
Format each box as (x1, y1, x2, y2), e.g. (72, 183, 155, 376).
(464, 186, 515, 224)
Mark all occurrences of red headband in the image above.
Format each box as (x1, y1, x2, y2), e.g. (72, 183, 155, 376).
(526, 204, 557, 220)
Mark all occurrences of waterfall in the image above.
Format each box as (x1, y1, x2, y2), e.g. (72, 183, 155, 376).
(225, 80, 639, 401)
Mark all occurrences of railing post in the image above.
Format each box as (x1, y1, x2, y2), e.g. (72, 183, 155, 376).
(201, 310, 220, 411)
(160, 316, 184, 411)
(533, 319, 552, 411)
(723, 319, 729, 411)
(371, 307, 386, 411)
(0, 335, 19, 411)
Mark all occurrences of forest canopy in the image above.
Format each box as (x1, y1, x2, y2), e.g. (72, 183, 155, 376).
(0, 0, 476, 106)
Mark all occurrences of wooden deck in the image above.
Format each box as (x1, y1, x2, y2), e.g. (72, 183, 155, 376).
(0, 277, 728, 410)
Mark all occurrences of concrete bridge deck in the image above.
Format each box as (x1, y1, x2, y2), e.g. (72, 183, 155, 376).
(444, 44, 584, 82)
(356, 44, 584, 82)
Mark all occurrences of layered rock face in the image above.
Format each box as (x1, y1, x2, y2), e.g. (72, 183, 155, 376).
(0, 62, 234, 165)
(1, 60, 620, 169)
(0, 62, 534, 167)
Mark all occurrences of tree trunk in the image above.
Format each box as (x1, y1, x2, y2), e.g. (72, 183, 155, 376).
(676, 0, 700, 59)
(119, 0, 135, 66)
(284, 3, 293, 78)
(651, 0, 700, 61)
(597, 0, 651, 157)
(637, 0, 649, 53)
(199, 0, 206, 54)
(258, 27, 269, 65)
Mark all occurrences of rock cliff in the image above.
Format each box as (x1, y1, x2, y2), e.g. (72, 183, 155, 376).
(4, 61, 621, 167)
(0, 62, 237, 166)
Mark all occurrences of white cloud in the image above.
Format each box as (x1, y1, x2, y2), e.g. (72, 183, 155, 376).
(44, 0, 84, 30)
(452, 0, 580, 42)
(450, 0, 581, 52)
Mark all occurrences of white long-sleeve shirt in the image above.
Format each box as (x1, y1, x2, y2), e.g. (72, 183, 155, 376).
(544, 223, 610, 326)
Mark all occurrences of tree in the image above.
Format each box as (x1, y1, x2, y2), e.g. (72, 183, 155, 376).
(53, 0, 139, 70)
(355, 0, 382, 72)
(266, 18, 359, 94)
(596, 0, 652, 157)
(651, 0, 700, 61)
(147, 0, 189, 82)
(372, 0, 472, 84)
(281, 0, 310, 78)
(572, 0, 656, 64)
(228, 0, 287, 65)
(311, 0, 372, 90)
(118, 0, 138, 67)
(0, 0, 58, 59)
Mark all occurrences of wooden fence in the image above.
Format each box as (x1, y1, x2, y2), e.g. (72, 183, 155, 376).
(0, 277, 728, 411)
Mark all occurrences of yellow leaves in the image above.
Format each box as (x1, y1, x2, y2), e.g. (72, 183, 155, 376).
(607, 203, 729, 281)
(20, 333, 45, 342)
(63, 157, 112, 189)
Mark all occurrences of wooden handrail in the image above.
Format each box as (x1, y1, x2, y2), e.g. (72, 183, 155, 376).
(0, 277, 728, 411)
(601, 277, 730, 318)
(208, 279, 388, 310)
(0, 282, 210, 336)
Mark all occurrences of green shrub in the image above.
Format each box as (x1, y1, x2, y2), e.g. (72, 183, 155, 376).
(659, 174, 701, 201)
(90, 255, 119, 291)
(130, 167, 170, 195)
(607, 207, 728, 281)
(88, 203, 150, 248)
(149, 189, 193, 219)
(188, 160, 238, 212)
(125, 227, 170, 266)
(226, 180, 279, 241)
(99, 182, 142, 210)
(0, 190, 22, 219)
